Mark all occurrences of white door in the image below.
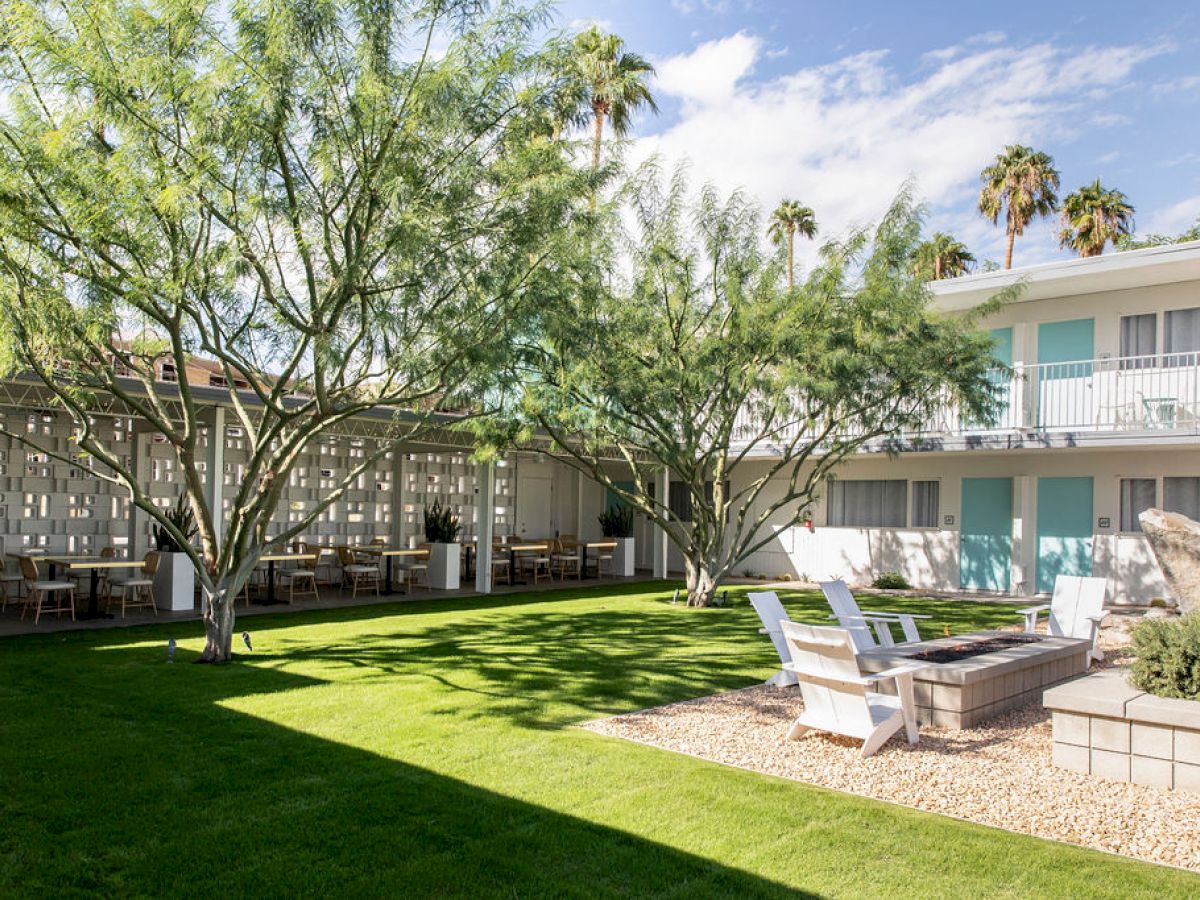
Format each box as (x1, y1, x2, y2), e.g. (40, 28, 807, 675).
(516, 475, 553, 538)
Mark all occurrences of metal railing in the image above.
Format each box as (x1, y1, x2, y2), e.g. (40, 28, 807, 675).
(732, 352, 1200, 449)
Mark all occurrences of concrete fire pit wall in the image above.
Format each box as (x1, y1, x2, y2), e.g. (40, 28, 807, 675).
(1043, 670, 1200, 792)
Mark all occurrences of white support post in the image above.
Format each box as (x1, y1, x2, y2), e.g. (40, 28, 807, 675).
(475, 461, 495, 594)
(575, 469, 584, 537)
(203, 406, 226, 553)
(1013, 474, 1037, 596)
(128, 425, 152, 559)
(653, 467, 669, 578)
(391, 450, 406, 548)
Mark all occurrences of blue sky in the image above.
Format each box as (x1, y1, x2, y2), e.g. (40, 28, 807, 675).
(555, 0, 1200, 268)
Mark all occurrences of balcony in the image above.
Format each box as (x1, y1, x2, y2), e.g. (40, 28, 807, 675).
(733, 353, 1200, 455)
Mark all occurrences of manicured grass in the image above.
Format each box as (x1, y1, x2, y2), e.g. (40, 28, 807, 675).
(0, 583, 1194, 897)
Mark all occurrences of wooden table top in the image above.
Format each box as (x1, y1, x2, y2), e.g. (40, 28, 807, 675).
(381, 549, 429, 557)
(260, 553, 318, 563)
(506, 543, 548, 552)
(582, 541, 618, 549)
(64, 559, 146, 570)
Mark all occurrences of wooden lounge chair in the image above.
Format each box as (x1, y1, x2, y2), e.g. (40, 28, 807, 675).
(1020, 574, 1107, 662)
(819, 579, 930, 651)
(780, 620, 927, 757)
(747, 591, 798, 687)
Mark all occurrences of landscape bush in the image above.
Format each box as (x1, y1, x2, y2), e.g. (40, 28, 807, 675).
(1129, 612, 1200, 700)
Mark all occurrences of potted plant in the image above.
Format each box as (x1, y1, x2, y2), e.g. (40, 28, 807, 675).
(423, 500, 463, 590)
(598, 505, 635, 577)
(150, 494, 198, 611)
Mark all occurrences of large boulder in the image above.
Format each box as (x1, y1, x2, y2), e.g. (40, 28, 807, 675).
(1138, 507, 1200, 613)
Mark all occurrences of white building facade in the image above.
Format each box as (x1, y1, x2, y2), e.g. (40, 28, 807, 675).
(730, 241, 1200, 604)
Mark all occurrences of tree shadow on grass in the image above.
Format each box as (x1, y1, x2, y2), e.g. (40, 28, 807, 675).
(0, 634, 812, 897)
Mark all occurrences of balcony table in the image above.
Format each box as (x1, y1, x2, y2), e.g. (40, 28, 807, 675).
(1142, 396, 1178, 429)
(379, 548, 429, 595)
(257, 553, 318, 605)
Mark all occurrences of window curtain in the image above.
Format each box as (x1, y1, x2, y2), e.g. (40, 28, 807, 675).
(1119, 478, 1156, 532)
(1164, 307, 1200, 366)
(911, 481, 940, 528)
(827, 479, 906, 527)
(1119, 313, 1156, 369)
(1164, 476, 1200, 522)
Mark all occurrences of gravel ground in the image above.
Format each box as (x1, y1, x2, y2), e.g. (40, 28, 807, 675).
(583, 627, 1200, 871)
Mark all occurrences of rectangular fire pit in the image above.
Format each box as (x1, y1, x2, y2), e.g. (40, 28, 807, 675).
(856, 630, 1091, 729)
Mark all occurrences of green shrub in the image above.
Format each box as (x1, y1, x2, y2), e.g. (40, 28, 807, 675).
(423, 500, 462, 543)
(597, 505, 634, 538)
(872, 572, 910, 590)
(1129, 612, 1200, 700)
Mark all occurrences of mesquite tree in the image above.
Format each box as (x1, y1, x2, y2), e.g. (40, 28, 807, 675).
(514, 165, 1012, 606)
(0, 0, 590, 660)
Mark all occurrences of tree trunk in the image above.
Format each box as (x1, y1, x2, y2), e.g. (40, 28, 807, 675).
(1004, 229, 1016, 270)
(787, 231, 795, 289)
(197, 585, 236, 663)
(591, 111, 604, 171)
(684, 557, 718, 607)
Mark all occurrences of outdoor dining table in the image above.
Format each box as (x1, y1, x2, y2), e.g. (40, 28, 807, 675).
(379, 548, 429, 595)
(506, 543, 548, 586)
(257, 553, 317, 605)
(578, 541, 617, 579)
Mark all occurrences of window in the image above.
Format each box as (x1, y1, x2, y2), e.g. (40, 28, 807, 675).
(1164, 307, 1200, 366)
(1120, 478, 1156, 532)
(1164, 477, 1200, 521)
(826, 479, 906, 528)
(668, 482, 692, 523)
(911, 481, 940, 528)
(159, 362, 177, 383)
(1119, 313, 1156, 369)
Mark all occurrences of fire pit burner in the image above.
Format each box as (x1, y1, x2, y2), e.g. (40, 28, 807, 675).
(911, 633, 1043, 664)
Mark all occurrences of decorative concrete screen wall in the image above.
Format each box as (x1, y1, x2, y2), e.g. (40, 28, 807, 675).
(0, 408, 135, 557)
(400, 453, 515, 545)
(1044, 669, 1200, 792)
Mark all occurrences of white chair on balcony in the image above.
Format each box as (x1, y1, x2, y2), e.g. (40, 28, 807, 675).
(819, 579, 930, 651)
(780, 620, 928, 757)
(747, 591, 797, 687)
(1020, 574, 1107, 663)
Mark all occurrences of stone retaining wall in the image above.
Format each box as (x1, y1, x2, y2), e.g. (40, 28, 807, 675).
(1043, 669, 1200, 792)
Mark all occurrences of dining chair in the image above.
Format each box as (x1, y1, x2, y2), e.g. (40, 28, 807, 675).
(20, 555, 76, 624)
(107, 551, 159, 618)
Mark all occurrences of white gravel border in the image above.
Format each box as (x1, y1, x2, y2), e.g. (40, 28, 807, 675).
(582, 630, 1200, 872)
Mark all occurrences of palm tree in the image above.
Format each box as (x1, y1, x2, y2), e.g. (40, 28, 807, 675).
(1058, 180, 1135, 257)
(977, 145, 1060, 270)
(913, 233, 976, 280)
(572, 26, 658, 170)
(767, 200, 818, 288)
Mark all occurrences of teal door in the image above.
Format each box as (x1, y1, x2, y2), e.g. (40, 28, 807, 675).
(1038, 318, 1094, 377)
(991, 327, 1013, 367)
(1036, 477, 1094, 593)
(960, 478, 1012, 591)
(986, 327, 1014, 426)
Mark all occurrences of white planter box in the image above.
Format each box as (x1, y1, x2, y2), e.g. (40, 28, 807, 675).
(153, 551, 195, 611)
(611, 537, 635, 577)
(428, 543, 460, 590)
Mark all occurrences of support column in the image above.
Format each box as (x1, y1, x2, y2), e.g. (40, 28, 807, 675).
(391, 450, 406, 548)
(128, 426, 152, 559)
(475, 461, 495, 593)
(575, 469, 584, 537)
(653, 467, 669, 578)
(1013, 474, 1037, 596)
(203, 406, 226, 553)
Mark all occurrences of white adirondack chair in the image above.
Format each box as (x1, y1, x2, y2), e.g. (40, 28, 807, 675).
(748, 591, 798, 687)
(1020, 574, 1107, 662)
(780, 620, 928, 757)
(819, 579, 930, 651)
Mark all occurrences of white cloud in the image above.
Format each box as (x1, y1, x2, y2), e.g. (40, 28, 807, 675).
(1143, 195, 1200, 235)
(635, 36, 1168, 268)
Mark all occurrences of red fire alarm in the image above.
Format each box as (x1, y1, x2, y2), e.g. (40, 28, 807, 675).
(804, 513, 814, 532)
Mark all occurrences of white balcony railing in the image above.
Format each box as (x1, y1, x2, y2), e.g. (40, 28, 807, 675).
(733, 352, 1200, 449)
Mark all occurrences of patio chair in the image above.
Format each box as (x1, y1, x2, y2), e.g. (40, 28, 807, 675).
(490, 552, 511, 586)
(550, 538, 581, 581)
(780, 620, 928, 757)
(401, 544, 430, 591)
(107, 551, 159, 618)
(1020, 574, 1107, 662)
(278, 552, 320, 604)
(747, 591, 797, 687)
(519, 542, 552, 584)
(336, 545, 380, 600)
(0, 539, 26, 612)
(819, 579, 930, 651)
(19, 555, 75, 625)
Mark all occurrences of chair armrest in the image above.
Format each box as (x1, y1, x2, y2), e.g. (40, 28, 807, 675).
(1018, 604, 1050, 615)
(858, 609, 932, 620)
(864, 662, 929, 683)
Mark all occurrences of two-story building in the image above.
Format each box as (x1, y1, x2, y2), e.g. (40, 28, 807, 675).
(732, 239, 1200, 604)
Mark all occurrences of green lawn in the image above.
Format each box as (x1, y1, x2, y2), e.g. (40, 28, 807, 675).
(1, 582, 1194, 897)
